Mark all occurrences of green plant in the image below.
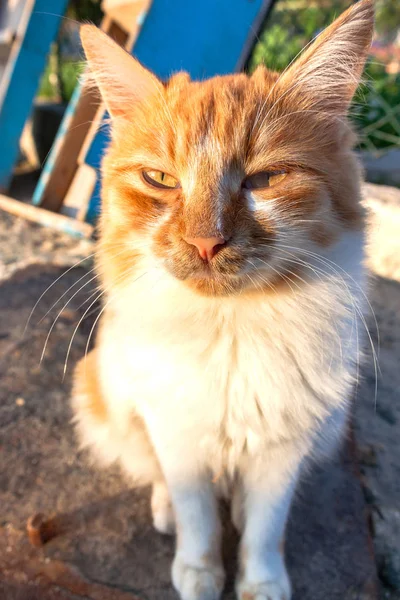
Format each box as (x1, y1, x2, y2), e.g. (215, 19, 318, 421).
(66, 0, 103, 23)
(353, 62, 400, 151)
(38, 44, 84, 103)
(37, 0, 102, 103)
(249, 1, 350, 73)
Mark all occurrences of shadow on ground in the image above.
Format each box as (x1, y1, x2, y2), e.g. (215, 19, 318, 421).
(0, 264, 379, 600)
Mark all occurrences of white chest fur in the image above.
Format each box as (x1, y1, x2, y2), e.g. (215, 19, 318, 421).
(98, 234, 365, 473)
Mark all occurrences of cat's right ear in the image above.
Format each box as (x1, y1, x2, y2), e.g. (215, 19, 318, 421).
(275, 0, 374, 116)
(80, 25, 163, 119)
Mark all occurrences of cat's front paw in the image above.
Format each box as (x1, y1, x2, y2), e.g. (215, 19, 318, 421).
(236, 578, 291, 600)
(172, 555, 225, 600)
(237, 549, 291, 600)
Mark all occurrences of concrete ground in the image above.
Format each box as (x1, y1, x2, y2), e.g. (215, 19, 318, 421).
(0, 183, 399, 600)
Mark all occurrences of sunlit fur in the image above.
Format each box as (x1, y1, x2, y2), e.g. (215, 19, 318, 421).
(73, 3, 374, 599)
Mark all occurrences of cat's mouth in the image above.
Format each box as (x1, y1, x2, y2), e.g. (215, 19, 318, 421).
(159, 241, 282, 296)
(164, 251, 304, 297)
(172, 257, 263, 296)
(161, 254, 244, 295)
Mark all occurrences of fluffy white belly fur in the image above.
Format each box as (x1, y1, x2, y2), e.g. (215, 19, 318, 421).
(95, 233, 365, 476)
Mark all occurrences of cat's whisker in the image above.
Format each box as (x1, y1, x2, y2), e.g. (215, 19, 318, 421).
(62, 264, 150, 377)
(282, 244, 379, 355)
(256, 255, 340, 360)
(74, 283, 103, 312)
(38, 246, 134, 359)
(36, 264, 99, 326)
(245, 272, 264, 295)
(40, 274, 99, 365)
(246, 259, 277, 296)
(276, 244, 379, 406)
(298, 247, 379, 356)
(66, 286, 101, 313)
(63, 286, 109, 379)
(278, 265, 311, 290)
(255, 257, 301, 294)
(275, 250, 355, 374)
(24, 252, 97, 335)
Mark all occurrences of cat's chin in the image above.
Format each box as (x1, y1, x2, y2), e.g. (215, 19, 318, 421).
(182, 269, 300, 298)
(182, 273, 276, 298)
(183, 274, 247, 297)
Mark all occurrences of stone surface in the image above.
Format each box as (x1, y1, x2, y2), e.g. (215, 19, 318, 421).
(357, 183, 400, 600)
(361, 149, 400, 188)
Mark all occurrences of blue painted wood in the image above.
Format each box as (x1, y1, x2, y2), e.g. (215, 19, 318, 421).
(85, 177, 102, 226)
(32, 80, 83, 206)
(84, 0, 266, 223)
(132, 0, 265, 79)
(84, 124, 110, 224)
(0, 0, 68, 191)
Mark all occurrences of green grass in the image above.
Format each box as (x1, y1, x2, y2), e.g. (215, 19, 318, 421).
(38, 46, 84, 103)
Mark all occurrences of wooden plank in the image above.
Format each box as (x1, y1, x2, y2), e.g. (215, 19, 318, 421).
(0, 194, 93, 237)
(34, 19, 129, 212)
(102, 0, 150, 35)
(85, 177, 102, 225)
(32, 79, 99, 210)
(83, 125, 110, 223)
(0, 1, 28, 37)
(61, 163, 97, 221)
(77, 104, 106, 167)
(56, 102, 105, 220)
(0, 0, 68, 192)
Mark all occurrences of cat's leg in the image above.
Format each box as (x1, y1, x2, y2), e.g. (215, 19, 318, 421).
(150, 439, 224, 600)
(236, 448, 302, 600)
(170, 475, 224, 600)
(231, 477, 245, 533)
(151, 480, 175, 535)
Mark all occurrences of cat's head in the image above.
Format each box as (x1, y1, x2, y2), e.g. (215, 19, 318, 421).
(82, 0, 374, 297)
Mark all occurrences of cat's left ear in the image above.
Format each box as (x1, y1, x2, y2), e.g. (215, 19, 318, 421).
(277, 0, 374, 115)
(80, 25, 163, 119)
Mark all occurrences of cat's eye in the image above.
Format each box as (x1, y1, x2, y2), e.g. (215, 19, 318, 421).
(242, 170, 287, 190)
(142, 169, 180, 190)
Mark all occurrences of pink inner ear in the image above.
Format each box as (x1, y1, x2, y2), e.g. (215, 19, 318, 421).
(81, 25, 163, 119)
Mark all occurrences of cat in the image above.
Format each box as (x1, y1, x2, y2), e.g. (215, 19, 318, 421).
(72, 1, 374, 599)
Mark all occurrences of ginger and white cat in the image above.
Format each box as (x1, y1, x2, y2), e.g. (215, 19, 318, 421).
(72, 2, 374, 599)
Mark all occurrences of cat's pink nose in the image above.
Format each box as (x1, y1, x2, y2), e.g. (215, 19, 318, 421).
(184, 236, 226, 261)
